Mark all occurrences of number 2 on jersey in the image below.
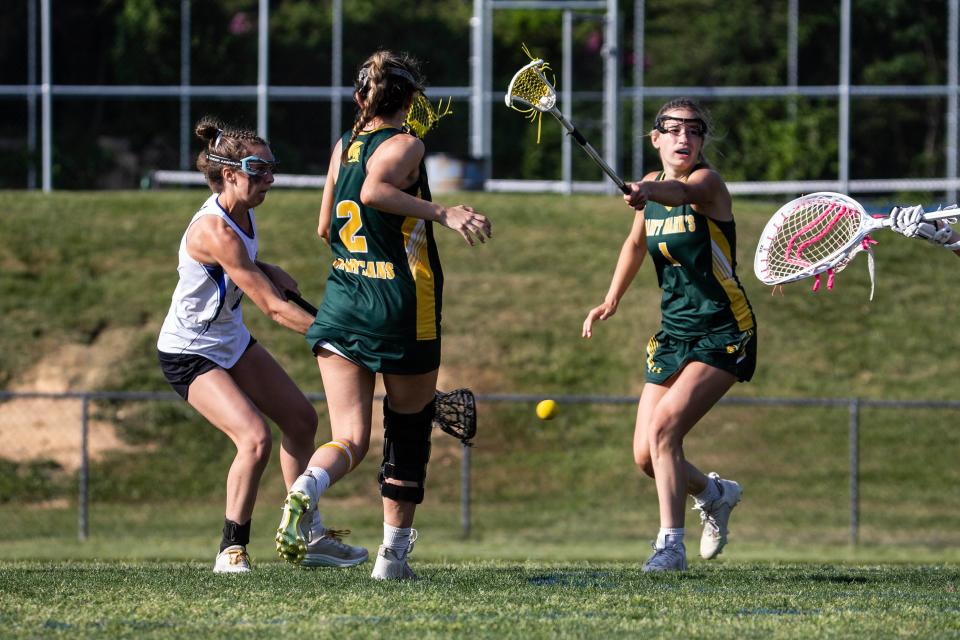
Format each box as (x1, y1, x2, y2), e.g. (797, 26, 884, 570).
(337, 200, 368, 253)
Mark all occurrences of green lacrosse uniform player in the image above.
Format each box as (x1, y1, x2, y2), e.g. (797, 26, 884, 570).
(306, 127, 443, 374)
(643, 169, 757, 384)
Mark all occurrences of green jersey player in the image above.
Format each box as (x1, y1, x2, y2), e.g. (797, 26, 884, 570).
(583, 98, 755, 572)
(277, 50, 492, 580)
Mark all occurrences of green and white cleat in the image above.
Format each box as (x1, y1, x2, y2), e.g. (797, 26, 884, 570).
(275, 490, 311, 564)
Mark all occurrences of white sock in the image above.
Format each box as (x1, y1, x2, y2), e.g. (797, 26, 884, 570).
(290, 466, 331, 504)
(656, 527, 684, 549)
(383, 523, 413, 556)
(694, 476, 720, 506)
(308, 506, 325, 536)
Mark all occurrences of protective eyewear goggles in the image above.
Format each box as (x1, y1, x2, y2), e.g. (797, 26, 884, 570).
(654, 116, 707, 138)
(206, 153, 279, 176)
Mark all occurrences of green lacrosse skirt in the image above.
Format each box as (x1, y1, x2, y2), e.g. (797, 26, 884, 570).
(306, 323, 440, 375)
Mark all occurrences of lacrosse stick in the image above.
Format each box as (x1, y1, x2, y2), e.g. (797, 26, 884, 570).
(404, 92, 453, 139)
(284, 290, 318, 315)
(754, 192, 959, 299)
(433, 388, 476, 446)
(504, 47, 630, 195)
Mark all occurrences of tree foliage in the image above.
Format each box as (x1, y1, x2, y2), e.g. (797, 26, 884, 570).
(0, 0, 953, 188)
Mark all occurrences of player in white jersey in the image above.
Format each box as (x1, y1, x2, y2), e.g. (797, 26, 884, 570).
(157, 117, 365, 573)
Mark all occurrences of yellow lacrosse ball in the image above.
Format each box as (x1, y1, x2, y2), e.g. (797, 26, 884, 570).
(536, 399, 558, 421)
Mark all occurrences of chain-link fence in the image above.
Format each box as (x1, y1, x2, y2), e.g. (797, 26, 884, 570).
(2, 390, 958, 554)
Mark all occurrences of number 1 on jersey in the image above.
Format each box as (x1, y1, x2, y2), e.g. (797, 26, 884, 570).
(337, 200, 368, 253)
(658, 242, 681, 266)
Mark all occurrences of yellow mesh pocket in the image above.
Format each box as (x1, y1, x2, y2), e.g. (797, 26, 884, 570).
(504, 44, 556, 143)
(404, 92, 453, 139)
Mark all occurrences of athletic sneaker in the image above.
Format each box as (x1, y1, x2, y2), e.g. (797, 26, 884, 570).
(301, 527, 369, 568)
(642, 541, 687, 572)
(213, 545, 252, 573)
(371, 529, 418, 580)
(694, 472, 742, 560)
(275, 490, 311, 564)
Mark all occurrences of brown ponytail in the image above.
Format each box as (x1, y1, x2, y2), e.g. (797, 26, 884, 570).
(340, 50, 424, 164)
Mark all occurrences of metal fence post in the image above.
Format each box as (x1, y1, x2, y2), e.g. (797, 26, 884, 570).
(461, 444, 471, 539)
(79, 395, 89, 541)
(848, 396, 860, 545)
(179, 0, 191, 171)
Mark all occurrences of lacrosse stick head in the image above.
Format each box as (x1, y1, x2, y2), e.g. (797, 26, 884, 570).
(505, 58, 557, 112)
(754, 192, 873, 286)
(433, 388, 476, 446)
(504, 46, 557, 144)
(404, 92, 454, 139)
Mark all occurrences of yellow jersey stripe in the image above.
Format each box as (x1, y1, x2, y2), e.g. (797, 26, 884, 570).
(401, 216, 437, 340)
(707, 219, 755, 331)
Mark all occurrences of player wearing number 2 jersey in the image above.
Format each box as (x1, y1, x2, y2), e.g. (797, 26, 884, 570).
(276, 50, 491, 580)
(583, 98, 755, 573)
(306, 126, 444, 373)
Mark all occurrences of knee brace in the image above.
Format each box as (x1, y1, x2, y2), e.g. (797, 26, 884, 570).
(378, 397, 434, 504)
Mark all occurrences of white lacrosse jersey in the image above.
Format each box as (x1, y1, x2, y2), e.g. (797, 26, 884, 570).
(157, 194, 258, 368)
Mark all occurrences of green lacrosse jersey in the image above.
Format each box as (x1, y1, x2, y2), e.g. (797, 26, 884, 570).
(315, 127, 443, 341)
(644, 171, 755, 339)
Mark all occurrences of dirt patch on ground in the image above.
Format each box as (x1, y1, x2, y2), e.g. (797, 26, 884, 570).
(1, 327, 143, 471)
(1, 330, 492, 471)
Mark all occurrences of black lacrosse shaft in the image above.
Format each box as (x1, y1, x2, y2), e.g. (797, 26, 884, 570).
(285, 290, 318, 315)
(567, 124, 630, 195)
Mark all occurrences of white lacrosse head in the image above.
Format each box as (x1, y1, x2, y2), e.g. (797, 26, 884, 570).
(754, 192, 870, 285)
(504, 58, 557, 112)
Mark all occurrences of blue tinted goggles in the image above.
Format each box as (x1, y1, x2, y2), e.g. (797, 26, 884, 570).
(206, 153, 279, 176)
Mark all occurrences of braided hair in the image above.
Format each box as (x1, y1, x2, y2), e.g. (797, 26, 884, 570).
(340, 50, 425, 164)
(195, 116, 269, 191)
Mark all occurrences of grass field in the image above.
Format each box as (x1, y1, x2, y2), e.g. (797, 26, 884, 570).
(2, 189, 960, 637)
(2, 560, 958, 639)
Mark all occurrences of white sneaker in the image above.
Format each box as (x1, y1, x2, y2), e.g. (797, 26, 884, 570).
(642, 541, 687, 572)
(371, 529, 418, 580)
(694, 472, 742, 560)
(275, 490, 311, 564)
(213, 545, 251, 573)
(301, 527, 369, 568)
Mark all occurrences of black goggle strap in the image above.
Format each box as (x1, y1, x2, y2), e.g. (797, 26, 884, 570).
(206, 153, 241, 168)
(654, 115, 707, 135)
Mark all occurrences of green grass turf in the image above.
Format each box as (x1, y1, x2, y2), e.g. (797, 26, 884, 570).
(1, 560, 957, 639)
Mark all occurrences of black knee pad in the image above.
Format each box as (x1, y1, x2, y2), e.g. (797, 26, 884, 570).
(378, 397, 435, 504)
